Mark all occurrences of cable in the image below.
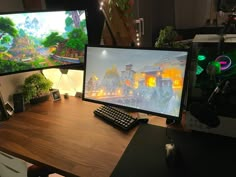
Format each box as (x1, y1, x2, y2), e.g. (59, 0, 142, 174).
(165, 120, 176, 144)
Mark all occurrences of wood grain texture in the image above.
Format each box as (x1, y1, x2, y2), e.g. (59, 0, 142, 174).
(0, 97, 137, 177)
(0, 96, 182, 177)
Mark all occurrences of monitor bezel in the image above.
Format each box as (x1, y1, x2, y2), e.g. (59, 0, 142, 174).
(82, 45, 190, 120)
(0, 8, 88, 76)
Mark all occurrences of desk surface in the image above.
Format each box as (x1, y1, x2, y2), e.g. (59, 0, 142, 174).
(0, 97, 180, 177)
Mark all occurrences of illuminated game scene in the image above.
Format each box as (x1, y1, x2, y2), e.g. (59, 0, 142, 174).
(0, 10, 88, 75)
(84, 46, 189, 118)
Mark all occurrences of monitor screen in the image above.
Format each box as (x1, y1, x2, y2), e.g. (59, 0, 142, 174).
(83, 45, 190, 120)
(0, 9, 88, 76)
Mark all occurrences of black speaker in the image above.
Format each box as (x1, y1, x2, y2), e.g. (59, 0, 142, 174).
(13, 93, 25, 113)
(0, 92, 9, 120)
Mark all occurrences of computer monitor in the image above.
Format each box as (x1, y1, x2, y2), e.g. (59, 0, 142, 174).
(82, 45, 190, 120)
(0, 9, 88, 76)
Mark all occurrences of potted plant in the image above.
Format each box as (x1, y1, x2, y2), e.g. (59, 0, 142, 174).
(155, 26, 191, 49)
(22, 73, 53, 104)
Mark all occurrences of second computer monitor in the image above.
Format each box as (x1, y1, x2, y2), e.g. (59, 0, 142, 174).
(83, 45, 190, 120)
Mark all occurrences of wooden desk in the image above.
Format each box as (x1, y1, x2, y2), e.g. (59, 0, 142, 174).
(0, 96, 179, 177)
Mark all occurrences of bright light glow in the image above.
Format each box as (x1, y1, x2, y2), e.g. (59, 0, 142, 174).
(137, 42, 140, 46)
(43, 69, 84, 96)
(146, 76, 156, 87)
(215, 55, 232, 71)
(197, 55, 206, 61)
(102, 50, 107, 55)
(100, 1, 104, 10)
(220, 61, 227, 64)
(196, 65, 204, 75)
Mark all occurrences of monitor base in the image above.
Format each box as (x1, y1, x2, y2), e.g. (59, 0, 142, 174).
(166, 119, 181, 125)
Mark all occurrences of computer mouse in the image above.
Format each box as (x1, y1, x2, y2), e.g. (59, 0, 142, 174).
(165, 143, 182, 168)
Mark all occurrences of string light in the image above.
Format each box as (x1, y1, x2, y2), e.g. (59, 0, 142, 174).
(100, 1, 104, 10)
(136, 32, 141, 46)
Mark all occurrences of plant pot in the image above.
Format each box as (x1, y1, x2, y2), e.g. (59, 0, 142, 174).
(30, 94, 50, 104)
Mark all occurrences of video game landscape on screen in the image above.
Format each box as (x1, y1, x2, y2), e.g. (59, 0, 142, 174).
(0, 10, 88, 74)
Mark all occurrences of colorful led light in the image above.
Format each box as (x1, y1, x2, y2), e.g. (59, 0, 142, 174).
(197, 55, 206, 61)
(215, 55, 232, 71)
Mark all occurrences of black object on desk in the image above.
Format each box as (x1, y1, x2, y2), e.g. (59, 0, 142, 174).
(94, 105, 139, 131)
(13, 93, 25, 113)
(111, 124, 236, 177)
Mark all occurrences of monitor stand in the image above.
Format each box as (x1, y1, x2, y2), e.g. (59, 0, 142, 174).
(136, 112, 149, 123)
(166, 118, 181, 125)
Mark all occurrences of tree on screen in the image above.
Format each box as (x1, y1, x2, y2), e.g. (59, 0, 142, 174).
(0, 17, 18, 40)
(66, 28, 88, 50)
(42, 32, 64, 47)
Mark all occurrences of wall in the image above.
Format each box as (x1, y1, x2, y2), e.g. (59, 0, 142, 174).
(132, 0, 215, 46)
(153, 0, 175, 44)
(43, 69, 84, 96)
(23, 0, 46, 10)
(175, 0, 215, 29)
(0, 71, 39, 104)
(132, 0, 175, 47)
(0, 0, 24, 12)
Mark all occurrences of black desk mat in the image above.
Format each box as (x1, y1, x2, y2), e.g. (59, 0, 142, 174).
(111, 124, 236, 177)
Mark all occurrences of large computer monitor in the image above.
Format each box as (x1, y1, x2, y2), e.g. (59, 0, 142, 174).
(83, 45, 190, 120)
(0, 9, 88, 76)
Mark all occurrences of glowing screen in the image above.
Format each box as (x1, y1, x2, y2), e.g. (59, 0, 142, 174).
(0, 10, 88, 76)
(83, 46, 189, 119)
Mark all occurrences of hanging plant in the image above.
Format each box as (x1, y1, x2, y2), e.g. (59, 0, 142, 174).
(115, 0, 130, 11)
(114, 0, 134, 17)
